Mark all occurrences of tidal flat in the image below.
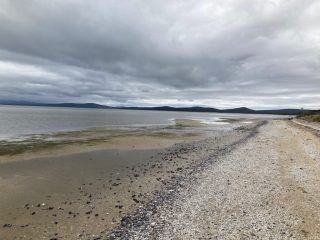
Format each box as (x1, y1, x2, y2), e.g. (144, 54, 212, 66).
(0, 119, 212, 163)
(0, 118, 249, 239)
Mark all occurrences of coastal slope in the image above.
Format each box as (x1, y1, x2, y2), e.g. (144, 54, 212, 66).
(109, 120, 320, 239)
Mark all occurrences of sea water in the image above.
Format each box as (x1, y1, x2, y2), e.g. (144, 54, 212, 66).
(0, 105, 288, 140)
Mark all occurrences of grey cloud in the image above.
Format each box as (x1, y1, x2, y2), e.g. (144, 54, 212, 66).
(0, 0, 319, 109)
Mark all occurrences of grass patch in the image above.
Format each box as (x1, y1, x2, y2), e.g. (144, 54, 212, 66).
(297, 111, 320, 123)
(312, 114, 320, 122)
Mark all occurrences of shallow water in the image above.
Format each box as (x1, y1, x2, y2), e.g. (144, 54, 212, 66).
(0, 105, 287, 140)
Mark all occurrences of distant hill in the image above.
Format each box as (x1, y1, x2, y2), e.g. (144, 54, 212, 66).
(46, 103, 111, 108)
(258, 109, 313, 115)
(221, 107, 256, 114)
(0, 100, 314, 115)
(121, 106, 311, 115)
(120, 106, 220, 112)
(0, 100, 112, 109)
(0, 100, 41, 106)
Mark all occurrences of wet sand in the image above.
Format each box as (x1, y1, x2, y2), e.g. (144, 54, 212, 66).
(0, 119, 254, 239)
(0, 119, 208, 163)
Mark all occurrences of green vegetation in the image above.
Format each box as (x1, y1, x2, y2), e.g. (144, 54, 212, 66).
(296, 110, 320, 123)
(312, 114, 320, 122)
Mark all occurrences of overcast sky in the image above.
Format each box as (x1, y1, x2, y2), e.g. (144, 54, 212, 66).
(0, 0, 319, 109)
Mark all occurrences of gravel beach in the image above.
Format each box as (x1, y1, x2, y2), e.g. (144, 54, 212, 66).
(106, 120, 320, 240)
(1, 119, 319, 239)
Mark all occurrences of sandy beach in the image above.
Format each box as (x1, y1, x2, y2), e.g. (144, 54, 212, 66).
(107, 119, 320, 239)
(1, 119, 320, 239)
(1, 0, 319, 239)
(0, 118, 237, 239)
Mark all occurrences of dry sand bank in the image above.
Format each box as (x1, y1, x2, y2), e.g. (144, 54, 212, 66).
(293, 118, 320, 131)
(106, 120, 320, 239)
(0, 121, 253, 240)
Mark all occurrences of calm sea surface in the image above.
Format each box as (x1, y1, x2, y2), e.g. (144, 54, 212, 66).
(0, 105, 288, 140)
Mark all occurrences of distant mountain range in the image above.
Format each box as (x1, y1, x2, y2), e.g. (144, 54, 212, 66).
(0, 100, 315, 115)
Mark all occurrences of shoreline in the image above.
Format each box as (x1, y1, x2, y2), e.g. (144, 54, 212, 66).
(3, 118, 317, 239)
(0, 120, 259, 239)
(0, 118, 260, 164)
(0, 119, 214, 163)
(106, 119, 320, 239)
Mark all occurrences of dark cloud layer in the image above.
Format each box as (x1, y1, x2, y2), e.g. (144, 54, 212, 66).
(0, 0, 319, 109)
